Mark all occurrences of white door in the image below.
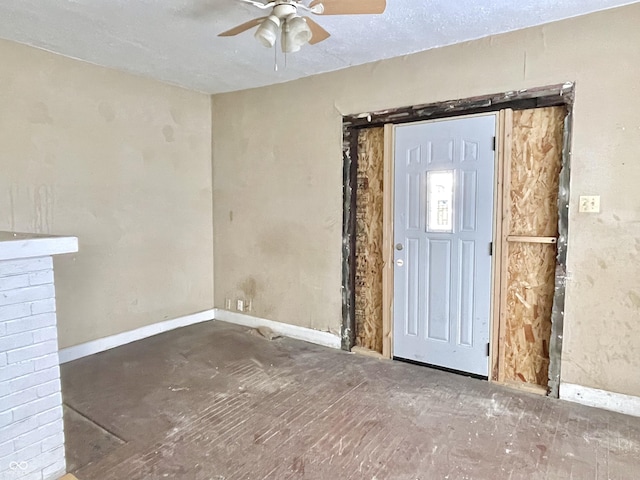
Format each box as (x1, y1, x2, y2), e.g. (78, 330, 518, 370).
(393, 115, 496, 376)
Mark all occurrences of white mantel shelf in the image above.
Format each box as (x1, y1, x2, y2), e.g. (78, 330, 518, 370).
(0, 231, 78, 260)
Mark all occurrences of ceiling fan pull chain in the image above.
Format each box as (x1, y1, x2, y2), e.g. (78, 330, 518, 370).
(283, 25, 288, 69)
(274, 36, 278, 71)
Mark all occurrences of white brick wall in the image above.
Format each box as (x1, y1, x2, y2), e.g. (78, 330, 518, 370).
(0, 257, 66, 480)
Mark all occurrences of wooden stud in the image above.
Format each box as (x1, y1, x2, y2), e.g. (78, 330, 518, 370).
(497, 109, 513, 383)
(490, 111, 507, 381)
(382, 123, 394, 359)
(352, 345, 387, 360)
(497, 380, 548, 396)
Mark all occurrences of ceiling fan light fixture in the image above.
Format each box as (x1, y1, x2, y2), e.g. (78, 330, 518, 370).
(254, 15, 280, 48)
(281, 15, 312, 53)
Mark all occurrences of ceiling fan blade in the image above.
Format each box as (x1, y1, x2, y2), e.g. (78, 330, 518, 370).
(218, 17, 267, 37)
(238, 0, 276, 10)
(304, 17, 331, 45)
(309, 0, 386, 15)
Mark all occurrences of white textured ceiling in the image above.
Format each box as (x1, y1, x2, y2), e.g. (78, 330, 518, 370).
(0, 0, 636, 94)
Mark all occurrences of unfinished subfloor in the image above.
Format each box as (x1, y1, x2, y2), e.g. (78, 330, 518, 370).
(61, 321, 640, 479)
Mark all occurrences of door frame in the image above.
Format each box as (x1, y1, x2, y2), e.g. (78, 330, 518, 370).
(341, 83, 574, 397)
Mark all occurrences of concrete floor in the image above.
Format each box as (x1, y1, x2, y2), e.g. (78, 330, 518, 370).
(61, 321, 640, 480)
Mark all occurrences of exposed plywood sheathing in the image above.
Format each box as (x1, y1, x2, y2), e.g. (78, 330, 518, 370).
(500, 107, 565, 388)
(509, 108, 564, 237)
(504, 242, 557, 385)
(354, 127, 385, 353)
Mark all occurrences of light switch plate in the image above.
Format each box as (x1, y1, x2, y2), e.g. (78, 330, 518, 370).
(579, 195, 600, 213)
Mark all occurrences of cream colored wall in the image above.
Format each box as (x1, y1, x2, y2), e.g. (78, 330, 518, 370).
(0, 40, 214, 348)
(212, 4, 640, 397)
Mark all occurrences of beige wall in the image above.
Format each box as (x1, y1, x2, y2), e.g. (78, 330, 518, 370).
(212, 4, 640, 396)
(0, 40, 214, 348)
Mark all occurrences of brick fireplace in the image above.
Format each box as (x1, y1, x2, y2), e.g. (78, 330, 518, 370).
(0, 233, 78, 480)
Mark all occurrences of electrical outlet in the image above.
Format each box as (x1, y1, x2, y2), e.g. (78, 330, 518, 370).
(579, 195, 600, 213)
(236, 299, 244, 312)
(225, 298, 232, 310)
(246, 299, 252, 312)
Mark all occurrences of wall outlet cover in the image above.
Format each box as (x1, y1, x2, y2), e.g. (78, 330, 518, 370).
(579, 195, 600, 213)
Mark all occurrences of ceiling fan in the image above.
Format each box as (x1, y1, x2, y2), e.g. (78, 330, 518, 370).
(219, 0, 386, 53)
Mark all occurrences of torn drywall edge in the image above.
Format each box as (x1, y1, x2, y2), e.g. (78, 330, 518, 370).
(341, 126, 358, 351)
(214, 309, 341, 350)
(548, 108, 573, 398)
(560, 383, 640, 418)
(58, 309, 215, 363)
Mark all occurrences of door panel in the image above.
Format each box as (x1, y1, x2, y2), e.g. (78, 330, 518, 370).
(458, 239, 476, 347)
(406, 173, 421, 230)
(405, 237, 420, 337)
(426, 239, 451, 342)
(393, 115, 496, 376)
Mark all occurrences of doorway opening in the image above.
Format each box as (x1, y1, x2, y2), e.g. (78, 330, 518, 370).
(341, 84, 573, 397)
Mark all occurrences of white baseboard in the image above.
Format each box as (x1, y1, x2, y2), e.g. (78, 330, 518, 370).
(59, 308, 340, 363)
(560, 382, 640, 418)
(213, 308, 341, 350)
(58, 309, 215, 363)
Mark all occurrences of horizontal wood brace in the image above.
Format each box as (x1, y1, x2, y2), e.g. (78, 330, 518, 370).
(506, 235, 557, 244)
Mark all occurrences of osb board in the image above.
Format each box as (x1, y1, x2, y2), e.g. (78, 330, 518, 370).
(354, 127, 384, 353)
(500, 106, 565, 388)
(509, 108, 565, 237)
(503, 242, 556, 385)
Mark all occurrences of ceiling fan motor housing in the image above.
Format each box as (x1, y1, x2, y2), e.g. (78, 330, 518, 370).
(273, 3, 298, 19)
